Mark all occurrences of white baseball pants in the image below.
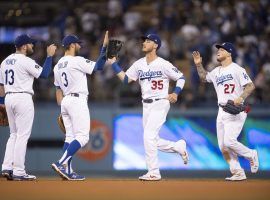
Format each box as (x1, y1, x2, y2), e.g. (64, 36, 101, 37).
(143, 99, 178, 176)
(217, 107, 253, 174)
(2, 93, 34, 176)
(61, 95, 90, 147)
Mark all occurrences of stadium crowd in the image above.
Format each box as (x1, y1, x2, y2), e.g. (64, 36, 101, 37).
(1, 0, 270, 108)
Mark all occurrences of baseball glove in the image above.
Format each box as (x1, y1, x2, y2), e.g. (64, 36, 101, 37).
(0, 106, 9, 126)
(57, 114, 66, 134)
(106, 39, 123, 59)
(220, 100, 250, 115)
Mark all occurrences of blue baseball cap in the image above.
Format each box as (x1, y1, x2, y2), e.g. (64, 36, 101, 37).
(14, 34, 37, 48)
(141, 34, 161, 49)
(215, 42, 236, 58)
(62, 35, 82, 47)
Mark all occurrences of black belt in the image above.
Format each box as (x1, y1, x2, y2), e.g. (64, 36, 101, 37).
(68, 93, 79, 97)
(142, 98, 162, 103)
(6, 91, 32, 95)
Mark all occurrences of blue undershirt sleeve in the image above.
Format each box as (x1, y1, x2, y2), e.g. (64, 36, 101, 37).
(123, 75, 129, 84)
(93, 47, 106, 71)
(0, 96, 4, 104)
(111, 62, 122, 74)
(39, 56, 53, 78)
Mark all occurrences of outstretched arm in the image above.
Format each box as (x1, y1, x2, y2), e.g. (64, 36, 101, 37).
(39, 44, 57, 78)
(107, 57, 133, 84)
(192, 51, 207, 82)
(94, 31, 109, 71)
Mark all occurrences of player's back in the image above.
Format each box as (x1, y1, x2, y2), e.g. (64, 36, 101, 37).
(0, 53, 42, 94)
(54, 56, 95, 96)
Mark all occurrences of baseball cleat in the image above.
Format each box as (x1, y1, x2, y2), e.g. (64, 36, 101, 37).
(138, 173, 161, 181)
(12, 174, 36, 181)
(67, 172, 85, 181)
(51, 163, 69, 180)
(250, 150, 259, 173)
(175, 140, 189, 164)
(225, 170, 247, 181)
(1, 170, 13, 180)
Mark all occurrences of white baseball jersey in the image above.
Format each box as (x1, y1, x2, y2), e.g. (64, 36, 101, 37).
(1, 53, 43, 177)
(210, 62, 255, 173)
(126, 57, 183, 99)
(0, 53, 43, 94)
(54, 56, 96, 95)
(126, 57, 187, 177)
(206, 62, 252, 105)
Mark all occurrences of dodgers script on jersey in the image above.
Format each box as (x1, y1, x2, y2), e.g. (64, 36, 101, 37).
(206, 62, 252, 105)
(0, 54, 43, 94)
(125, 57, 183, 99)
(54, 56, 96, 95)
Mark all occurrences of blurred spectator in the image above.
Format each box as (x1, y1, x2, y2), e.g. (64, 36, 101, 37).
(0, 0, 269, 107)
(80, 9, 100, 44)
(123, 9, 142, 32)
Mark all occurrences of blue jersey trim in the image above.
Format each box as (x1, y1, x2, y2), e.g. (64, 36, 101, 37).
(173, 86, 182, 95)
(0, 96, 4, 104)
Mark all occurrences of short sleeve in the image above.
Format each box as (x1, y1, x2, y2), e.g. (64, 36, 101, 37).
(164, 62, 183, 81)
(53, 67, 60, 87)
(24, 58, 43, 78)
(0, 64, 4, 85)
(126, 62, 139, 81)
(239, 68, 252, 87)
(206, 69, 216, 83)
(77, 57, 96, 75)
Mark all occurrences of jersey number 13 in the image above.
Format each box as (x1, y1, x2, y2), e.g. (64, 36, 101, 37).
(5, 69, 15, 85)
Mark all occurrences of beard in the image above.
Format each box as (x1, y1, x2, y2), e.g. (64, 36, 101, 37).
(142, 47, 152, 54)
(74, 47, 80, 56)
(217, 56, 225, 62)
(26, 47, 34, 56)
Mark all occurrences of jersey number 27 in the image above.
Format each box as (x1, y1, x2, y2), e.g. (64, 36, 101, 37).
(224, 84, 235, 94)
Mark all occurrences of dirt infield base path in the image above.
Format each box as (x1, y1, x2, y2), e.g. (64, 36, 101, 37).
(0, 178, 269, 200)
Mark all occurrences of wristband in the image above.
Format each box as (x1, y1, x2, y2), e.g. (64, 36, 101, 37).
(0, 96, 4, 104)
(112, 62, 122, 74)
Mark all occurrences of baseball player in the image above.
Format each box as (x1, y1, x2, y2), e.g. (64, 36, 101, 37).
(192, 42, 259, 181)
(51, 32, 108, 181)
(108, 34, 189, 181)
(0, 34, 57, 181)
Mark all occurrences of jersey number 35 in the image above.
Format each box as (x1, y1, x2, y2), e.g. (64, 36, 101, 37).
(151, 80, 163, 90)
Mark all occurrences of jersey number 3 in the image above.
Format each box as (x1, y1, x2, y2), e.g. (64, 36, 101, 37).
(224, 84, 235, 94)
(5, 69, 14, 85)
(151, 80, 163, 90)
(61, 72, 68, 87)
